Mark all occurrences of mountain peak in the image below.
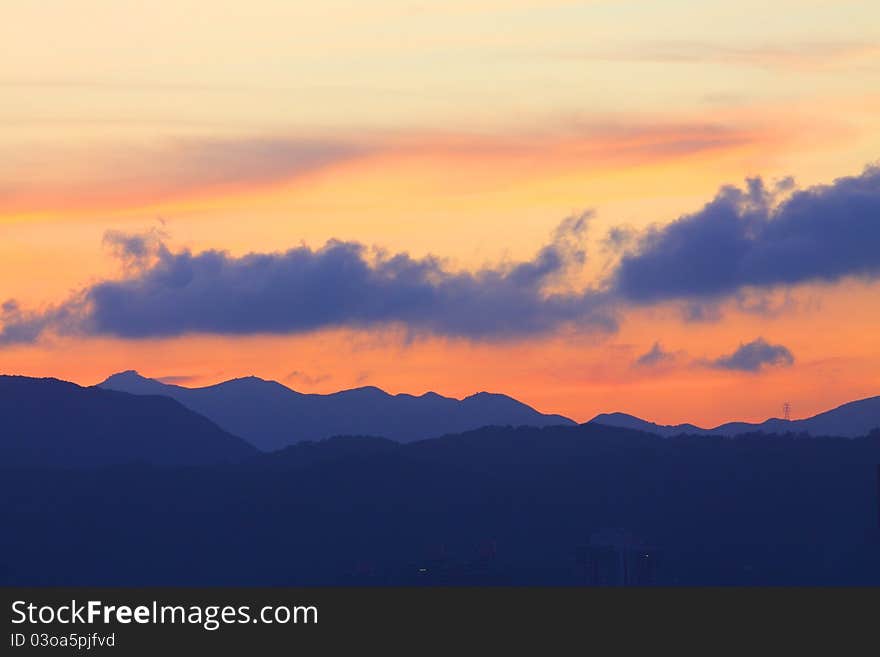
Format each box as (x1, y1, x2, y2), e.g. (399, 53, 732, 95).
(205, 376, 300, 399)
(466, 391, 496, 399)
(593, 411, 634, 420)
(226, 375, 272, 385)
(102, 369, 146, 382)
(98, 370, 168, 394)
(463, 391, 518, 404)
(337, 385, 391, 398)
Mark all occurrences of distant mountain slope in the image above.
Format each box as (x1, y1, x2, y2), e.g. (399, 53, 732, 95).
(5, 424, 880, 585)
(590, 395, 880, 438)
(0, 375, 257, 466)
(588, 412, 707, 437)
(99, 371, 575, 450)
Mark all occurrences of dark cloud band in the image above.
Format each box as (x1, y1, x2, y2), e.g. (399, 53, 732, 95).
(613, 165, 880, 302)
(0, 215, 614, 343)
(2, 163, 879, 345)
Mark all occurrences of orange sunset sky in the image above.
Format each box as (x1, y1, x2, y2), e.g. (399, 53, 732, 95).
(2, 1, 880, 426)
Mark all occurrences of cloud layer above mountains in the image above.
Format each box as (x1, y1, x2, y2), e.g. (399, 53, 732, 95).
(2, 164, 879, 345)
(612, 166, 880, 303)
(2, 213, 615, 343)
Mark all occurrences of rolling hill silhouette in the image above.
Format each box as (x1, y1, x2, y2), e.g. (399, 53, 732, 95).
(0, 375, 257, 466)
(2, 423, 880, 585)
(3, 374, 880, 584)
(590, 395, 880, 438)
(98, 370, 576, 450)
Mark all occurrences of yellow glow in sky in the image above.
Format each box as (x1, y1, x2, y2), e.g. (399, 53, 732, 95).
(2, 1, 879, 424)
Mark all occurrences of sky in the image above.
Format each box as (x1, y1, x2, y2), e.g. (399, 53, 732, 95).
(2, 0, 880, 426)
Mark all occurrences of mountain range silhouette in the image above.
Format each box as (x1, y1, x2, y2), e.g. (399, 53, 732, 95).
(2, 372, 880, 585)
(98, 370, 575, 450)
(0, 375, 256, 466)
(98, 370, 880, 450)
(3, 418, 880, 585)
(590, 395, 880, 439)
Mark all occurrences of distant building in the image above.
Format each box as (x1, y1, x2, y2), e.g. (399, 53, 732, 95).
(576, 528, 659, 586)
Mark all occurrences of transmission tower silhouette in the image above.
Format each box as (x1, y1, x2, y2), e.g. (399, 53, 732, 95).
(782, 402, 791, 421)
